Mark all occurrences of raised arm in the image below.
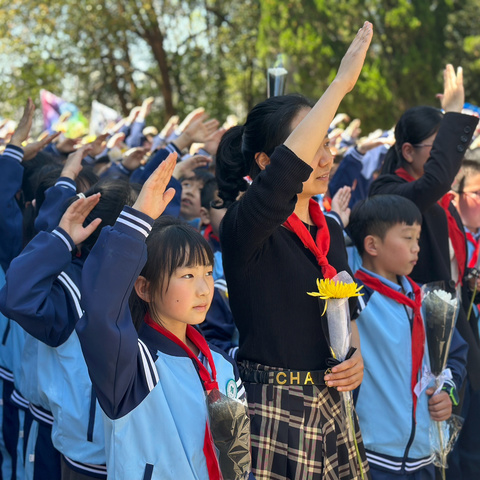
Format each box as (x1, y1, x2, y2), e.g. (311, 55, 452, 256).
(76, 155, 176, 418)
(284, 22, 372, 166)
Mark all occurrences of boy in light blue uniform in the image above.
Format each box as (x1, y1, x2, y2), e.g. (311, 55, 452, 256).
(348, 194, 468, 480)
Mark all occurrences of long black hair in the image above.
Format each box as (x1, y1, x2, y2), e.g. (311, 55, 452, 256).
(129, 216, 214, 330)
(215, 94, 312, 208)
(381, 106, 443, 175)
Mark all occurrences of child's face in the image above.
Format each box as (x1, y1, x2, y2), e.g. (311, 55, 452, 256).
(371, 222, 421, 279)
(153, 263, 214, 333)
(181, 177, 203, 221)
(458, 173, 480, 231)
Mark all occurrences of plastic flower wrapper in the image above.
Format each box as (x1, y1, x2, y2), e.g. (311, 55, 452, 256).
(415, 282, 461, 477)
(206, 388, 251, 480)
(307, 270, 365, 479)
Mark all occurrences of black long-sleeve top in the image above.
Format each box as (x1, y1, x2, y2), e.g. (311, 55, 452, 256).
(220, 145, 354, 371)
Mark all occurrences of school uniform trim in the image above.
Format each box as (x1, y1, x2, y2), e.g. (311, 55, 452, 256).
(55, 178, 76, 190)
(3, 144, 24, 163)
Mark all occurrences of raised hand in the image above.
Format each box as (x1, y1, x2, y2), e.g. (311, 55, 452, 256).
(122, 147, 149, 171)
(58, 193, 102, 246)
(438, 64, 464, 113)
(23, 132, 61, 161)
(138, 97, 155, 121)
(106, 132, 126, 150)
(203, 127, 227, 156)
(56, 136, 81, 154)
(173, 155, 212, 180)
(177, 107, 205, 133)
(10, 98, 35, 147)
(330, 186, 352, 227)
(132, 152, 177, 219)
(335, 22, 373, 94)
(86, 133, 109, 157)
(159, 115, 179, 140)
(284, 22, 372, 167)
(184, 116, 219, 144)
(126, 106, 141, 125)
(174, 115, 219, 151)
(61, 145, 93, 180)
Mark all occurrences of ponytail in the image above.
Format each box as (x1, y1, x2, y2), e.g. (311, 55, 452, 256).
(215, 94, 312, 209)
(215, 126, 249, 209)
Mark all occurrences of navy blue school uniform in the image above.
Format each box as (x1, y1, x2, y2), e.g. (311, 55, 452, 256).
(100, 142, 182, 218)
(329, 145, 387, 208)
(355, 268, 467, 479)
(0, 144, 24, 272)
(0, 227, 107, 478)
(34, 177, 77, 233)
(76, 207, 249, 479)
(125, 120, 146, 147)
(0, 265, 25, 480)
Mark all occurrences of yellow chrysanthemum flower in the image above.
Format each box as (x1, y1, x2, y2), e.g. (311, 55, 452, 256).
(307, 278, 364, 315)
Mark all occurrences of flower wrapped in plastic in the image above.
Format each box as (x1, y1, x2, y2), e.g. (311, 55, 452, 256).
(206, 388, 251, 480)
(307, 270, 365, 479)
(414, 282, 462, 478)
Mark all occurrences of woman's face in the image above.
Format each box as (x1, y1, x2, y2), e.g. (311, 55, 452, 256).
(404, 132, 437, 178)
(458, 172, 480, 231)
(289, 107, 334, 197)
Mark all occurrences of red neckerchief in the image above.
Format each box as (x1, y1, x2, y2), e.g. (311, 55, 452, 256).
(466, 231, 480, 269)
(144, 314, 221, 479)
(144, 314, 218, 391)
(202, 224, 220, 244)
(283, 198, 337, 279)
(355, 270, 425, 418)
(396, 168, 466, 285)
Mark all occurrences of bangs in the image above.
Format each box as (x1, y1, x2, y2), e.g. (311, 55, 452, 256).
(146, 218, 214, 295)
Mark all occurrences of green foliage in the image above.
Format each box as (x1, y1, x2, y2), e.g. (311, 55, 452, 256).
(0, 0, 478, 133)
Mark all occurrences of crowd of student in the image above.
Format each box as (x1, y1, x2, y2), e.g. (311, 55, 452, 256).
(0, 21, 479, 480)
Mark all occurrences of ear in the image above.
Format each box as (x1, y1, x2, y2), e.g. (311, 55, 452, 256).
(401, 143, 415, 164)
(450, 191, 460, 207)
(199, 206, 210, 226)
(134, 275, 151, 302)
(255, 152, 271, 171)
(364, 235, 379, 257)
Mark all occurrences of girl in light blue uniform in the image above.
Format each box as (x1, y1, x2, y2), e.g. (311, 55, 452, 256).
(72, 155, 251, 480)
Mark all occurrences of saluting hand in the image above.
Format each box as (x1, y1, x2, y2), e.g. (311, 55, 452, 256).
(10, 98, 35, 147)
(132, 152, 177, 219)
(58, 193, 102, 246)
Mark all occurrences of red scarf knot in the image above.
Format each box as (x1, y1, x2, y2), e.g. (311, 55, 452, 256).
(283, 198, 337, 279)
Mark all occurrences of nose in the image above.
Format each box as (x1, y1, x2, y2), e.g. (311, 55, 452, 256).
(318, 149, 333, 168)
(197, 276, 212, 297)
(412, 241, 420, 254)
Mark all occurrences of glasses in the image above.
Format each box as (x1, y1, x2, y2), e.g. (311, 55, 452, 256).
(463, 190, 480, 198)
(413, 144, 434, 148)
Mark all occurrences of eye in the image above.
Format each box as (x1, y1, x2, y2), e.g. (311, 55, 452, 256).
(206, 270, 213, 277)
(182, 273, 194, 279)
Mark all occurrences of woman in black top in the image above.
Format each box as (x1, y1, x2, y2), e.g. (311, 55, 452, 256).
(216, 23, 373, 480)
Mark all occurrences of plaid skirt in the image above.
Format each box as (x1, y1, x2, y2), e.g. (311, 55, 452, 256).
(240, 361, 371, 480)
